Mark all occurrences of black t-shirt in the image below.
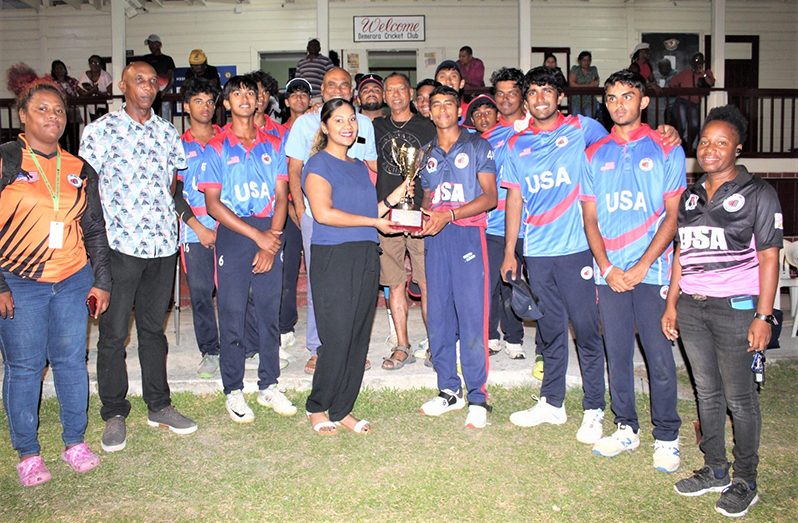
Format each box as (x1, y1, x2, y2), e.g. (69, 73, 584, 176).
(373, 114, 436, 204)
(141, 53, 176, 78)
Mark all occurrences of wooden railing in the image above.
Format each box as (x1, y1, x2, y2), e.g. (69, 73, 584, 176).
(3, 88, 797, 158)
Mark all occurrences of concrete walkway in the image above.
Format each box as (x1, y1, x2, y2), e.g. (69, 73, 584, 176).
(20, 295, 798, 400)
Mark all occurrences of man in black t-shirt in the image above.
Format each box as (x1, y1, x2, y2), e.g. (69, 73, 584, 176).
(184, 49, 221, 89)
(373, 72, 436, 371)
(141, 34, 176, 118)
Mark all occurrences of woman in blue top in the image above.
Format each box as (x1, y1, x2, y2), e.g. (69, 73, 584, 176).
(302, 98, 410, 435)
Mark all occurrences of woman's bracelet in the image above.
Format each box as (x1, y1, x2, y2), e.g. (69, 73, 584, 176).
(449, 209, 456, 222)
(601, 265, 614, 279)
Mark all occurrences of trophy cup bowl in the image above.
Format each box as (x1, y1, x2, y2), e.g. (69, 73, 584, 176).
(389, 139, 425, 232)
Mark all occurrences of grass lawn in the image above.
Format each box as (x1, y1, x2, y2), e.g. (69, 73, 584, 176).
(1, 363, 797, 522)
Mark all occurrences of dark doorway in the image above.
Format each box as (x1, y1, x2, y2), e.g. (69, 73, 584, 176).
(705, 35, 759, 88)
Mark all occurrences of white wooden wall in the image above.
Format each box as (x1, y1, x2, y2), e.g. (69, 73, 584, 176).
(0, 0, 795, 98)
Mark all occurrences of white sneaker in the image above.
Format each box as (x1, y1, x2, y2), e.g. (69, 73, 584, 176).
(280, 331, 296, 348)
(505, 342, 526, 359)
(509, 396, 567, 427)
(257, 384, 298, 417)
(592, 423, 640, 457)
(279, 347, 290, 360)
(420, 389, 466, 417)
(465, 405, 488, 429)
(653, 439, 681, 473)
(576, 408, 604, 444)
(488, 339, 503, 354)
(225, 390, 255, 423)
(418, 338, 429, 351)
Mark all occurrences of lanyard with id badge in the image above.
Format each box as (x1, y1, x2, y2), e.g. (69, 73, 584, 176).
(28, 147, 64, 249)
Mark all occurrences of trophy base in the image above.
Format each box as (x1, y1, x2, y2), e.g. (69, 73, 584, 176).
(389, 208, 423, 232)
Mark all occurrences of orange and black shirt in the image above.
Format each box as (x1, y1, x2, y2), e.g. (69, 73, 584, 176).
(0, 136, 111, 290)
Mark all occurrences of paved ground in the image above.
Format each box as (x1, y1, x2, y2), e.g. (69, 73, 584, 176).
(20, 294, 798, 401)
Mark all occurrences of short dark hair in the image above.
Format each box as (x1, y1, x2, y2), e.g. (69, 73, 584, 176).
(522, 66, 567, 97)
(247, 70, 278, 97)
(50, 59, 68, 78)
(543, 52, 557, 65)
(182, 77, 221, 103)
(17, 79, 66, 112)
(384, 72, 411, 87)
(459, 45, 473, 55)
(578, 50, 592, 62)
(88, 54, 103, 65)
(415, 78, 438, 92)
(429, 84, 461, 107)
(703, 104, 748, 145)
(222, 75, 258, 100)
(490, 67, 524, 90)
(604, 69, 647, 96)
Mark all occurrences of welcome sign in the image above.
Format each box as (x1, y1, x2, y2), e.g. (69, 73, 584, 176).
(353, 15, 426, 42)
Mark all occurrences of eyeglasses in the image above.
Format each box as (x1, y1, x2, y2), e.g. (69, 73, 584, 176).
(89, 61, 101, 66)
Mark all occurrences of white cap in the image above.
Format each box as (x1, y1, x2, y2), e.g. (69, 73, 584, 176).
(630, 42, 650, 58)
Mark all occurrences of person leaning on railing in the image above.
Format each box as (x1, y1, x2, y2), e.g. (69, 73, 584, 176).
(662, 105, 781, 518)
(0, 79, 111, 487)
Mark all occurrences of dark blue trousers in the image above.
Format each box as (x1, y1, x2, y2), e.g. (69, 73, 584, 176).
(215, 217, 283, 394)
(486, 234, 525, 345)
(425, 225, 490, 405)
(525, 250, 605, 410)
(279, 216, 302, 335)
(598, 283, 681, 441)
(181, 242, 219, 356)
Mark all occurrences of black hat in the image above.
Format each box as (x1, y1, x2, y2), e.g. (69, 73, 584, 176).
(505, 271, 544, 321)
(463, 94, 498, 129)
(435, 60, 461, 77)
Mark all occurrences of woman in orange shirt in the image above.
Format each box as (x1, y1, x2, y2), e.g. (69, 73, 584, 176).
(0, 80, 111, 487)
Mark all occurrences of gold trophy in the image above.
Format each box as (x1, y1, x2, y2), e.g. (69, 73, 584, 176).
(389, 138, 427, 232)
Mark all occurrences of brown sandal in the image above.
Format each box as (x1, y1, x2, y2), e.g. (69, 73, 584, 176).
(381, 345, 416, 370)
(304, 355, 318, 375)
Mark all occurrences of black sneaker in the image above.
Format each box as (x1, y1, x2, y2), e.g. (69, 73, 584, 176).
(674, 466, 731, 497)
(715, 478, 759, 518)
(101, 415, 127, 453)
(147, 405, 198, 435)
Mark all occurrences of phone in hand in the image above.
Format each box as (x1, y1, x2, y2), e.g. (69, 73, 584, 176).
(86, 295, 98, 317)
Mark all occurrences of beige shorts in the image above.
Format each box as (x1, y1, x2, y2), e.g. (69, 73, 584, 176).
(379, 233, 426, 287)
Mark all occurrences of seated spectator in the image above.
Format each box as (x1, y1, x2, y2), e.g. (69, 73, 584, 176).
(543, 53, 564, 76)
(668, 52, 715, 149)
(184, 49, 221, 89)
(45, 60, 82, 154)
(77, 55, 113, 97)
(568, 50, 600, 118)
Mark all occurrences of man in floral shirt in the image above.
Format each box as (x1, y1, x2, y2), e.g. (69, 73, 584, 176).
(80, 62, 196, 454)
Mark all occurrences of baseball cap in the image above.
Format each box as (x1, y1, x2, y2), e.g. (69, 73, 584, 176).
(144, 34, 162, 45)
(357, 73, 384, 91)
(463, 94, 498, 128)
(188, 49, 207, 65)
(505, 271, 544, 321)
(630, 42, 650, 58)
(285, 77, 312, 95)
(435, 60, 461, 77)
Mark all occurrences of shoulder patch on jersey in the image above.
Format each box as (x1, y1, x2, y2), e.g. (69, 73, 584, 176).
(519, 147, 532, 157)
(774, 212, 783, 230)
(261, 153, 272, 165)
(455, 152, 469, 169)
(600, 161, 615, 172)
(639, 158, 654, 172)
(426, 157, 438, 173)
(685, 193, 699, 211)
(723, 193, 745, 213)
(227, 156, 240, 166)
(67, 174, 82, 188)
(556, 136, 569, 148)
(187, 150, 198, 159)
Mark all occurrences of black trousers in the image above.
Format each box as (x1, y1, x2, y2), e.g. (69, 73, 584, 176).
(97, 250, 176, 420)
(306, 241, 380, 421)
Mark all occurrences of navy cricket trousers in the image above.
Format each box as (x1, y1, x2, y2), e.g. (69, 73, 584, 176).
(525, 249, 606, 410)
(215, 216, 283, 394)
(598, 283, 681, 441)
(486, 234, 525, 345)
(425, 225, 490, 405)
(181, 242, 219, 356)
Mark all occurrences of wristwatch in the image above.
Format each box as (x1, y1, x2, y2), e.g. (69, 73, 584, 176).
(753, 312, 778, 325)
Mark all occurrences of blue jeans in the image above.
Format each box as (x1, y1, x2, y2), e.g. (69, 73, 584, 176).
(677, 294, 761, 483)
(0, 264, 93, 457)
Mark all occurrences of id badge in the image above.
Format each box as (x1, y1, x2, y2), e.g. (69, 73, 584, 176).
(49, 221, 64, 249)
(729, 295, 755, 311)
